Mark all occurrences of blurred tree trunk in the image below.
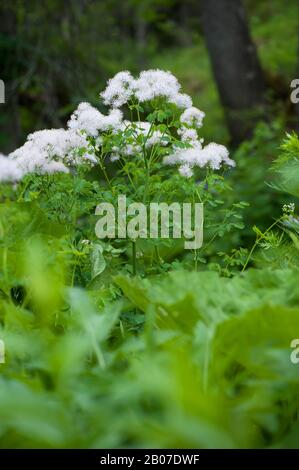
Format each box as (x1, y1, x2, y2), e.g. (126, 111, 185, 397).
(178, 1, 193, 47)
(201, 0, 267, 145)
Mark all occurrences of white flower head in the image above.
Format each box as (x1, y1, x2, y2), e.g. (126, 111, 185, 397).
(100, 71, 135, 108)
(164, 141, 235, 172)
(9, 128, 96, 176)
(110, 154, 120, 162)
(283, 203, 295, 215)
(0, 154, 23, 182)
(169, 93, 193, 109)
(68, 102, 123, 137)
(180, 107, 205, 128)
(134, 69, 180, 102)
(179, 164, 193, 178)
(101, 69, 193, 110)
(178, 127, 198, 142)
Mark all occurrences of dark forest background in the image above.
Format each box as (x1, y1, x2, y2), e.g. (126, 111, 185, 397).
(0, 0, 298, 153)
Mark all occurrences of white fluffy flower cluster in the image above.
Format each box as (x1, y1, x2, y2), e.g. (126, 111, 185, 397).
(101, 69, 192, 109)
(163, 98, 234, 177)
(1, 99, 124, 182)
(101, 72, 135, 108)
(176, 107, 205, 144)
(68, 102, 123, 137)
(180, 107, 205, 127)
(0, 154, 24, 182)
(164, 141, 235, 177)
(9, 128, 97, 178)
(0, 69, 235, 183)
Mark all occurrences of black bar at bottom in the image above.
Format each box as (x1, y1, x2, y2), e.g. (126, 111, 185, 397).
(0, 449, 298, 466)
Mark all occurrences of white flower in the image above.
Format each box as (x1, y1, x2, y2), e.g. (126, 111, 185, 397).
(100, 71, 135, 108)
(100, 69, 193, 109)
(198, 143, 235, 169)
(283, 203, 295, 214)
(164, 141, 235, 173)
(80, 239, 90, 245)
(179, 164, 193, 178)
(0, 154, 23, 182)
(134, 69, 180, 102)
(39, 161, 69, 175)
(122, 144, 142, 156)
(110, 154, 120, 162)
(177, 127, 198, 142)
(3, 69, 235, 182)
(180, 107, 205, 128)
(169, 93, 192, 109)
(9, 128, 95, 176)
(68, 102, 123, 137)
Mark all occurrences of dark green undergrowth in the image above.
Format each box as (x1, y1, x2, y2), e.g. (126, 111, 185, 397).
(0, 132, 299, 448)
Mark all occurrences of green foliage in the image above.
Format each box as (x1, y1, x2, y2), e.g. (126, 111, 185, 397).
(0, 0, 299, 445)
(1, 248, 299, 447)
(272, 133, 299, 199)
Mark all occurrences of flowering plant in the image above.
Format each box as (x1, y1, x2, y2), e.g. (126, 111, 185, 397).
(1, 69, 234, 183)
(1, 70, 242, 275)
(1, 71, 299, 450)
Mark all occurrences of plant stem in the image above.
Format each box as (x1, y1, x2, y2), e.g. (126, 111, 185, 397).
(143, 166, 150, 204)
(194, 249, 198, 271)
(100, 161, 114, 193)
(132, 240, 137, 275)
(242, 216, 284, 272)
(119, 159, 136, 191)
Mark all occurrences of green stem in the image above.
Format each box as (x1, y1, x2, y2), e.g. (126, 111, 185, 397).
(100, 161, 114, 193)
(143, 166, 150, 204)
(132, 240, 137, 276)
(119, 159, 136, 191)
(242, 216, 284, 272)
(137, 106, 141, 123)
(154, 245, 162, 267)
(194, 249, 198, 271)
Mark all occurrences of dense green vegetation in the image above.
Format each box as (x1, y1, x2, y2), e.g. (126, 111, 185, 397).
(1, 0, 299, 450)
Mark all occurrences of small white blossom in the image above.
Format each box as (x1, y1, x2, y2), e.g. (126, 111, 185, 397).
(178, 127, 198, 142)
(134, 69, 180, 102)
(110, 154, 120, 162)
(0, 154, 23, 182)
(100, 71, 135, 108)
(8, 128, 95, 176)
(164, 141, 235, 175)
(180, 107, 205, 128)
(283, 203, 295, 215)
(80, 239, 90, 245)
(122, 144, 142, 156)
(169, 93, 193, 109)
(68, 102, 123, 137)
(101, 69, 193, 109)
(179, 164, 193, 178)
